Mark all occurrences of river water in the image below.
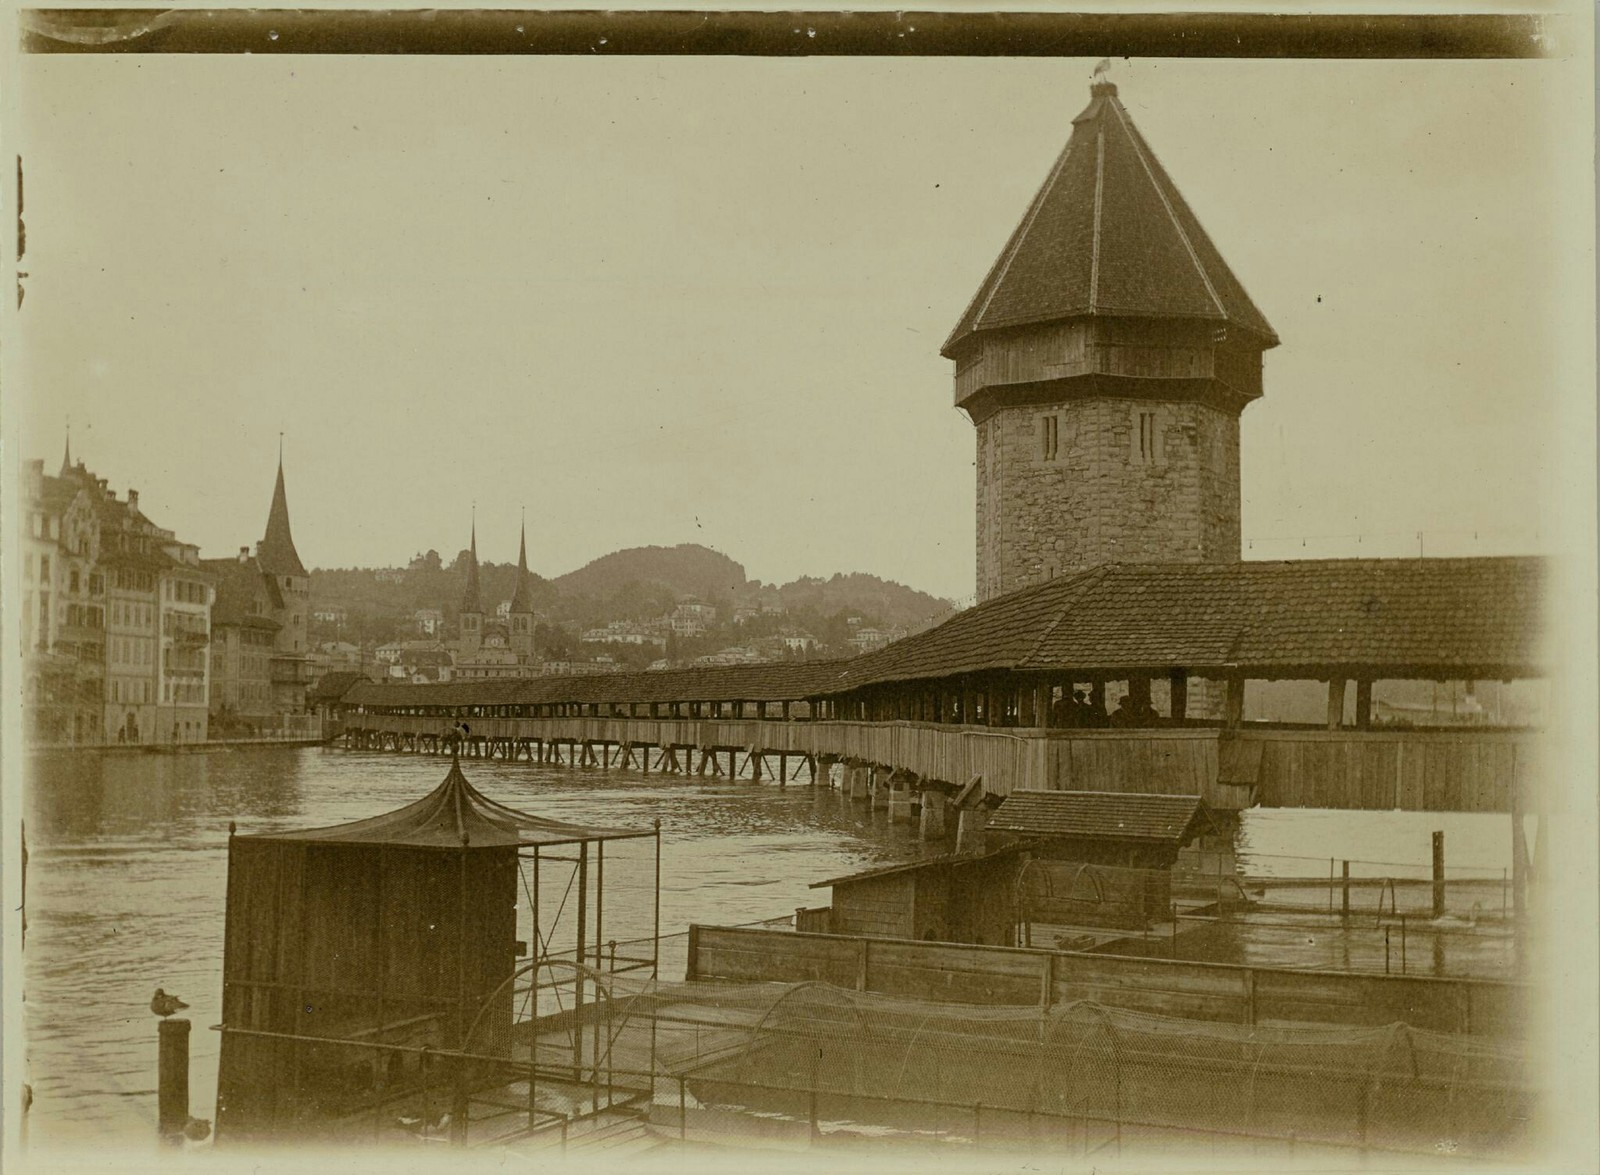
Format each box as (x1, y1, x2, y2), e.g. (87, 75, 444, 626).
(22, 745, 1515, 1153)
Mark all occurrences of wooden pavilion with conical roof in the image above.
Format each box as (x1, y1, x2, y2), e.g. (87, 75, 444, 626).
(214, 749, 659, 1143)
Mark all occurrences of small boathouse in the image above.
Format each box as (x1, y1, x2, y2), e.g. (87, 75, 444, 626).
(214, 749, 659, 1144)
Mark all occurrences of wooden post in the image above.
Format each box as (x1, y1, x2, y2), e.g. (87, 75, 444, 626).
(573, 842, 588, 1077)
(1511, 780, 1528, 943)
(158, 1017, 190, 1140)
(1342, 860, 1351, 920)
(1169, 670, 1188, 721)
(1223, 677, 1244, 729)
(1128, 674, 1152, 711)
(1432, 831, 1446, 919)
(1326, 678, 1346, 730)
(1034, 679, 1053, 729)
(1355, 679, 1373, 730)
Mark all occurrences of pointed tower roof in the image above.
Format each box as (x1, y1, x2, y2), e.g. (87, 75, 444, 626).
(257, 449, 308, 578)
(943, 80, 1278, 359)
(509, 513, 535, 613)
(59, 428, 72, 477)
(461, 515, 483, 614)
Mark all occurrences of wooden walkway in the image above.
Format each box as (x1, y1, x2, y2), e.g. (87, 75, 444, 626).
(339, 712, 1542, 814)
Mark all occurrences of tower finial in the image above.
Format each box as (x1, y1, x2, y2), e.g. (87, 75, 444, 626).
(60, 421, 72, 476)
(1090, 59, 1116, 97)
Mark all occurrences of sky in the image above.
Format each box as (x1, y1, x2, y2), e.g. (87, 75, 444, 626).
(11, 52, 1588, 602)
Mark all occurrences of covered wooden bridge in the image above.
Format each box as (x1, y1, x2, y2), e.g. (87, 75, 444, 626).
(337, 556, 1546, 819)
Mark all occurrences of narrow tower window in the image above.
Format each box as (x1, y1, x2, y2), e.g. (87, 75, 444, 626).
(1137, 412, 1158, 463)
(1040, 414, 1059, 461)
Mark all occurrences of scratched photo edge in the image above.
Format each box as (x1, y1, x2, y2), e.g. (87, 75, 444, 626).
(0, 6, 1595, 1175)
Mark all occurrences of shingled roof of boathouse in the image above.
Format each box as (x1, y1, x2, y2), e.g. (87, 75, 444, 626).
(987, 790, 1210, 845)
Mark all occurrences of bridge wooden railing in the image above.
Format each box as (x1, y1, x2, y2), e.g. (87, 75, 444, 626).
(339, 712, 1541, 814)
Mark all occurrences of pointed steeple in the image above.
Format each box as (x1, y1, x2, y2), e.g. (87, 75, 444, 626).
(257, 441, 308, 578)
(461, 512, 482, 614)
(943, 79, 1278, 360)
(509, 510, 535, 613)
(59, 426, 71, 477)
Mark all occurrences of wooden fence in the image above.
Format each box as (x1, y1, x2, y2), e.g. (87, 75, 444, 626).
(685, 925, 1523, 1038)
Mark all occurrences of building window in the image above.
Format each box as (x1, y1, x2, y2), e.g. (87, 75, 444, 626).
(1040, 414, 1059, 461)
(1137, 411, 1159, 464)
(40, 555, 50, 582)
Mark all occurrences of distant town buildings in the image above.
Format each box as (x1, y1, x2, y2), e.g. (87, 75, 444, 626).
(581, 620, 669, 649)
(21, 442, 217, 744)
(848, 625, 907, 654)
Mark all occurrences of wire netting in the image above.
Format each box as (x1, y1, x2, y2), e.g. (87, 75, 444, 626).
(601, 976, 1531, 1159)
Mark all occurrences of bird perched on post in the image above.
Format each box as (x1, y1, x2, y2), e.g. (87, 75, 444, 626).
(150, 988, 189, 1018)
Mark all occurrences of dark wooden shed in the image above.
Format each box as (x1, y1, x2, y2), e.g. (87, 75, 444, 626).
(814, 846, 1025, 948)
(214, 752, 654, 1143)
(989, 790, 1217, 930)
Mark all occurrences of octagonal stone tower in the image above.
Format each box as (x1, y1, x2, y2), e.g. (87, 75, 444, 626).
(946, 81, 1279, 603)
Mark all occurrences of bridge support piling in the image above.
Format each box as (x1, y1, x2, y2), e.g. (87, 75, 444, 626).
(920, 790, 948, 840)
(888, 775, 915, 824)
(956, 807, 989, 855)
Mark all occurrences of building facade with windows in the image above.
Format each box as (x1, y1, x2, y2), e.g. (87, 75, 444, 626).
(204, 550, 284, 734)
(23, 447, 215, 744)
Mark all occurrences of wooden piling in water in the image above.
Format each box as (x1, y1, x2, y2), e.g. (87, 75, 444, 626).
(1432, 830, 1446, 919)
(158, 1017, 190, 1141)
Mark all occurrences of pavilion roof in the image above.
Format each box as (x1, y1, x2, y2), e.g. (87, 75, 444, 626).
(235, 754, 652, 848)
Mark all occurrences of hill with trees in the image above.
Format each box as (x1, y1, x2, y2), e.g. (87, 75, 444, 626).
(306, 543, 954, 664)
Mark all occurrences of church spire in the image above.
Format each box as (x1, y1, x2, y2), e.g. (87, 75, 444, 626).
(59, 425, 71, 476)
(509, 509, 535, 614)
(257, 442, 308, 578)
(461, 510, 482, 614)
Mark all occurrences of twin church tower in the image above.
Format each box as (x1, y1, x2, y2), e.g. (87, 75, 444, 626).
(947, 80, 1278, 603)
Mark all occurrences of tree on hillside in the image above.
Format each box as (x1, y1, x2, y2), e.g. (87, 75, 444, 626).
(535, 622, 575, 661)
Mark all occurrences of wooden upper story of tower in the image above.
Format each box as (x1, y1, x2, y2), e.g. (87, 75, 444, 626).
(946, 81, 1278, 422)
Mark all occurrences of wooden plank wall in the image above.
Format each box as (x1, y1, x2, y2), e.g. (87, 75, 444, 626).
(349, 713, 1540, 814)
(832, 873, 917, 940)
(1050, 731, 1222, 802)
(1250, 730, 1535, 813)
(687, 925, 1524, 1038)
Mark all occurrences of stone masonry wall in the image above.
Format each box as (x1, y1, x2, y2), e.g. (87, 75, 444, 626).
(976, 397, 1241, 602)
